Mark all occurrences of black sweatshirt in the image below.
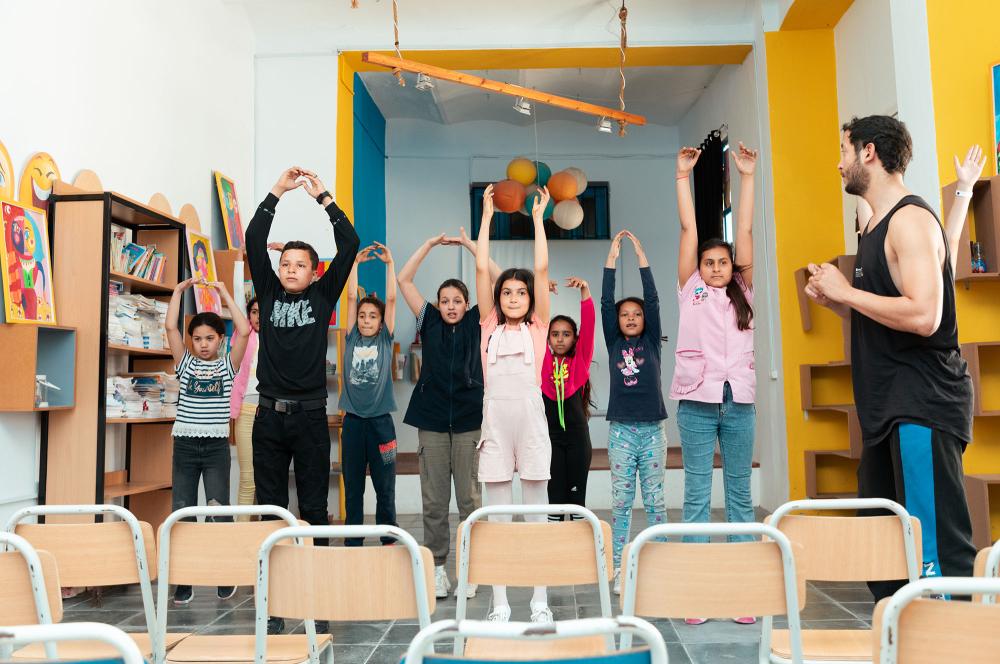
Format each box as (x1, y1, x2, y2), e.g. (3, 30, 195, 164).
(246, 193, 360, 401)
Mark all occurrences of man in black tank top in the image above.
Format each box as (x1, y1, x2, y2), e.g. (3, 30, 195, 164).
(804, 115, 976, 602)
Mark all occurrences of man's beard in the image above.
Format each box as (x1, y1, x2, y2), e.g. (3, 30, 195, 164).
(844, 162, 870, 196)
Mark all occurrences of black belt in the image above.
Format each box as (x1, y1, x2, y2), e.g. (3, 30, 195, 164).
(259, 396, 327, 414)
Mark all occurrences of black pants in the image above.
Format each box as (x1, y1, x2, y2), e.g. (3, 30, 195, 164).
(547, 426, 593, 521)
(172, 436, 233, 516)
(858, 423, 976, 602)
(252, 403, 331, 534)
(342, 412, 398, 546)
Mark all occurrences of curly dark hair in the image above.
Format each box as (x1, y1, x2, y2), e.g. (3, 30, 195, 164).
(841, 115, 913, 175)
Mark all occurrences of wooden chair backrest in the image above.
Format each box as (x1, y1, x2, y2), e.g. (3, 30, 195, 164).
(267, 543, 435, 621)
(872, 596, 1000, 663)
(0, 549, 63, 624)
(456, 520, 613, 586)
(15, 521, 156, 586)
(622, 540, 805, 619)
(160, 520, 297, 586)
(767, 514, 921, 582)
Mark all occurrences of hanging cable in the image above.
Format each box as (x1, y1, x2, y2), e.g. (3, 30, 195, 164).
(392, 0, 405, 86)
(617, 1, 628, 137)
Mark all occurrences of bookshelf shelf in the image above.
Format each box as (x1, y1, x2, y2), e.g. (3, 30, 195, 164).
(109, 270, 171, 293)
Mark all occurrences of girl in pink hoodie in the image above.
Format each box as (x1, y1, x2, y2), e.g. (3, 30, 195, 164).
(230, 297, 260, 517)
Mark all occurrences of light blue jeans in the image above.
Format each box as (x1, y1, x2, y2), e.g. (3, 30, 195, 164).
(608, 421, 667, 568)
(677, 382, 755, 543)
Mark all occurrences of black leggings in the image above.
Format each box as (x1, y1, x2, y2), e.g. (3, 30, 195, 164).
(544, 391, 592, 520)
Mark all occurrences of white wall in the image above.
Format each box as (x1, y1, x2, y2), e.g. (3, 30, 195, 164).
(0, 0, 256, 523)
(675, 52, 789, 509)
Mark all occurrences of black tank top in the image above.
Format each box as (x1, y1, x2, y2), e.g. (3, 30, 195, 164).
(850, 195, 973, 445)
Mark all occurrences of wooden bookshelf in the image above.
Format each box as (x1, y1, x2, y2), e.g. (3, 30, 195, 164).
(0, 325, 77, 411)
(43, 185, 186, 528)
(943, 175, 1000, 282)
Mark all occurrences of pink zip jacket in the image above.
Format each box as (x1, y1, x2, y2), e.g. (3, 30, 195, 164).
(542, 297, 596, 401)
(229, 329, 258, 418)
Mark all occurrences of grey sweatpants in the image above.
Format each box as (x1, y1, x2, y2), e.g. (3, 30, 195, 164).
(418, 429, 482, 566)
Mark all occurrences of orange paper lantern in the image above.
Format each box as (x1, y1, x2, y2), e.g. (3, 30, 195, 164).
(492, 179, 527, 213)
(547, 171, 577, 202)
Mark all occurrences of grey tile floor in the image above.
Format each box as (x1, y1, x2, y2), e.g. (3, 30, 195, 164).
(62, 509, 875, 664)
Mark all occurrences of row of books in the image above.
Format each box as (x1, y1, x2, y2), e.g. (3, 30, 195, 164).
(110, 224, 168, 283)
(107, 285, 169, 350)
(106, 373, 179, 420)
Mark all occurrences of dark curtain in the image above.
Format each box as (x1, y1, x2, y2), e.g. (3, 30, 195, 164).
(693, 130, 725, 244)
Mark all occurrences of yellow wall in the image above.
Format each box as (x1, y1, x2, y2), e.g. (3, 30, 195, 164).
(765, 28, 850, 498)
(927, 1, 1000, 516)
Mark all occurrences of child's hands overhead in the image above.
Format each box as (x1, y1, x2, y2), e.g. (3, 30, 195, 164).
(548, 279, 559, 294)
(532, 186, 551, 218)
(301, 171, 329, 200)
(355, 245, 378, 264)
(566, 276, 591, 300)
(371, 241, 394, 264)
(482, 184, 495, 221)
(267, 241, 285, 252)
(676, 147, 701, 177)
(174, 277, 198, 293)
(272, 167, 305, 196)
(731, 142, 759, 176)
(607, 230, 627, 264)
(955, 145, 986, 191)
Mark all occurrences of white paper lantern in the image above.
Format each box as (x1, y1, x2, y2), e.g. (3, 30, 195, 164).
(564, 167, 588, 196)
(553, 199, 584, 230)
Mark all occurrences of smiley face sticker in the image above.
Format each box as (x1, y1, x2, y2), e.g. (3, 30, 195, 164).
(18, 152, 61, 213)
(0, 140, 13, 200)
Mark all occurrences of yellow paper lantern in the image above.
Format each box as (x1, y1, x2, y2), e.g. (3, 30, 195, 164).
(506, 158, 537, 186)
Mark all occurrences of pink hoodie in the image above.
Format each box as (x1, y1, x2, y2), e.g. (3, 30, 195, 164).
(230, 329, 259, 418)
(542, 297, 596, 401)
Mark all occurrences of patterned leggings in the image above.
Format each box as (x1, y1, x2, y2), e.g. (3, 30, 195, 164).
(608, 421, 667, 568)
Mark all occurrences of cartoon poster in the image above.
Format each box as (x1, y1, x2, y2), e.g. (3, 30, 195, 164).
(317, 258, 340, 327)
(0, 140, 14, 200)
(185, 229, 222, 314)
(1, 199, 57, 324)
(993, 63, 1000, 175)
(18, 152, 60, 213)
(214, 171, 244, 250)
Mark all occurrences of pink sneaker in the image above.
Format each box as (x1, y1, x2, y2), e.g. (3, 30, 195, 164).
(733, 617, 757, 625)
(684, 618, 708, 625)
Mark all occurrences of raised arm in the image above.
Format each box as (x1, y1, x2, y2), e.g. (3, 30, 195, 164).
(476, 184, 496, 322)
(601, 233, 625, 349)
(246, 167, 304, 297)
(165, 277, 196, 367)
(946, 145, 986, 274)
(300, 172, 361, 303)
(807, 207, 945, 336)
(626, 231, 661, 341)
(567, 277, 596, 387)
(460, 226, 502, 284)
(346, 245, 375, 331)
(731, 142, 758, 288)
(210, 281, 250, 371)
(531, 186, 552, 324)
(398, 234, 445, 316)
(676, 147, 701, 285)
(372, 242, 397, 335)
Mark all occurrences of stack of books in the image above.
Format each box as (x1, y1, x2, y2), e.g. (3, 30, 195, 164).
(107, 288, 168, 350)
(110, 224, 168, 283)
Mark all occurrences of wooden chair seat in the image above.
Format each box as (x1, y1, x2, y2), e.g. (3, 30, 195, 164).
(463, 635, 607, 660)
(770, 628, 871, 661)
(165, 634, 332, 664)
(13, 632, 189, 659)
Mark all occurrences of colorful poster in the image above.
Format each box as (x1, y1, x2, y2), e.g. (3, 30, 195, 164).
(1, 199, 56, 324)
(0, 140, 13, 200)
(185, 229, 222, 314)
(317, 258, 339, 327)
(18, 152, 60, 213)
(214, 171, 244, 250)
(993, 63, 1000, 175)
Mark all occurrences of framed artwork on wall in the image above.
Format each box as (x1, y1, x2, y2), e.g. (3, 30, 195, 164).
(186, 229, 222, 314)
(993, 62, 1000, 175)
(1, 199, 57, 324)
(214, 171, 244, 250)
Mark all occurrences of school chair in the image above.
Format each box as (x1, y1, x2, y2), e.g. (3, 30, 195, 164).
(402, 616, 668, 664)
(454, 504, 614, 658)
(4, 503, 187, 661)
(762, 498, 922, 664)
(872, 577, 1000, 664)
(618, 522, 806, 664)
(154, 505, 308, 664)
(252, 524, 435, 664)
(0, 623, 145, 664)
(0, 532, 61, 660)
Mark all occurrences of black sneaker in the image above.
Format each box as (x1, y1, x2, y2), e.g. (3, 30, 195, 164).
(217, 586, 237, 600)
(267, 617, 285, 635)
(173, 585, 193, 605)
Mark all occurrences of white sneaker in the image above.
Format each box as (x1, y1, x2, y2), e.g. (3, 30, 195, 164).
(487, 605, 511, 622)
(530, 603, 554, 623)
(455, 583, 478, 599)
(613, 568, 622, 595)
(434, 565, 451, 599)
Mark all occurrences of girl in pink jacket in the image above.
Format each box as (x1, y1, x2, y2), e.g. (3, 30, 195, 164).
(230, 297, 260, 516)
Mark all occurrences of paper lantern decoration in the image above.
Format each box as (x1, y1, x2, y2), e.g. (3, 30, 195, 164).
(553, 199, 584, 230)
(547, 171, 578, 202)
(524, 187, 555, 219)
(519, 184, 539, 215)
(492, 179, 527, 214)
(564, 167, 588, 196)
(18, 152, 60, 213)
(506, 158, 537, 186)
(534, 161, 551, 187)
(0, 140, 14, 200)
